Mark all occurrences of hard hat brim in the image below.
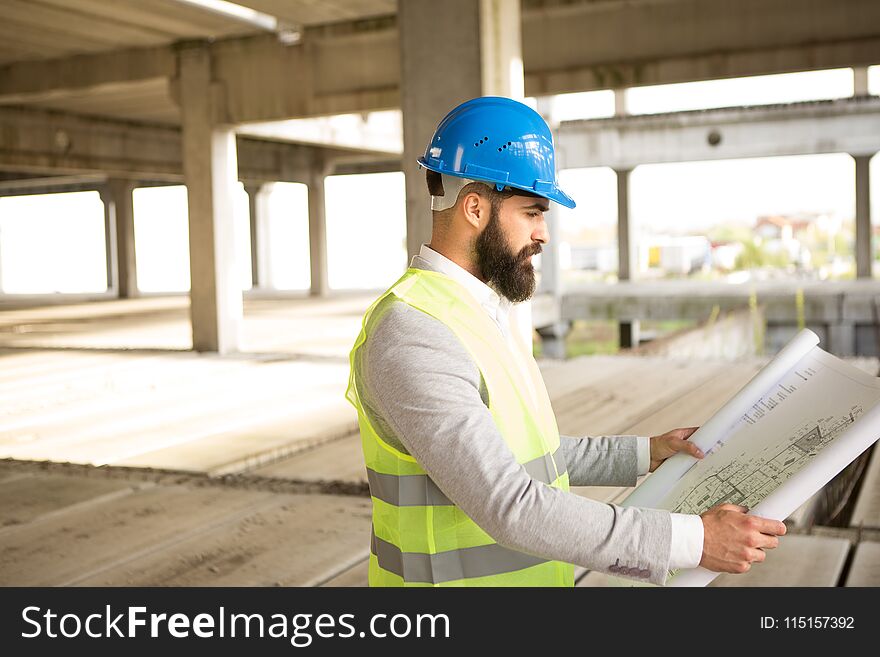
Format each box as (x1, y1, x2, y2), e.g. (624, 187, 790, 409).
(418, 159, 576, 210)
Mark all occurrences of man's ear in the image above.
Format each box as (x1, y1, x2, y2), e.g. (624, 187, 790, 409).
(460, 191, 486, 230)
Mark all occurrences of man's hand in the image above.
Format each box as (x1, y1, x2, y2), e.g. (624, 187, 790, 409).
(649, 426, 703, 472)
(699, 503, 786, 574)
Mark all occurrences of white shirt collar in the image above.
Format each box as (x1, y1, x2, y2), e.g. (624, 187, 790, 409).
(412, 244, 512, 323)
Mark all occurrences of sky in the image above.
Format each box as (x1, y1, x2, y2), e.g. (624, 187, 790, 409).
(0, 66, 878, 293)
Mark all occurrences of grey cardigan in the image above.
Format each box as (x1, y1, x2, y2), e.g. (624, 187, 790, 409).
(355, 258, 683, 585)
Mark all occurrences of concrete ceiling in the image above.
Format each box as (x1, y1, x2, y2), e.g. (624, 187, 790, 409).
(237, 0, 395, 25)
(0, 0, 399, 126)
(0, 0, 396, 67)
(0, 0, 258, 66)
(1, 0, 877, 143)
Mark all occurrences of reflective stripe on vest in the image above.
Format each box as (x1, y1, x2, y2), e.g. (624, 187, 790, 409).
(371, 525, 550, 585)
(366, 445, 568, 507)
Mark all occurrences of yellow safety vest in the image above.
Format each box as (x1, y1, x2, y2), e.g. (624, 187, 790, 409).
(345, 268, 574, 586)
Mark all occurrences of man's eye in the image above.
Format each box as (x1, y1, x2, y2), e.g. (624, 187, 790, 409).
(527, 211, 540, 218)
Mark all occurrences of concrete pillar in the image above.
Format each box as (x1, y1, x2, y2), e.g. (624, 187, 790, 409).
(614, 84, 638, 348)
(535, 96, 568, 358)
(399, 0, 524, 260)
(178, 43, 242, 354)
(536, 96, 561, 298)
(855, 155, 873, 279)
(400, 0, 527, 348)
(99, 179, 137, 298)
(616, 167, 639, 348)
(854, 66, 870, 97)
(307, 163, 330, 297)
(244, 182, 272, 289)
(536, 198, 568, 358)
(614, 88, 628, 116)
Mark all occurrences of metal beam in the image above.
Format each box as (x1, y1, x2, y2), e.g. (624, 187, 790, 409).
(557, 97, 880, 170)
(0, 106, 389, 182)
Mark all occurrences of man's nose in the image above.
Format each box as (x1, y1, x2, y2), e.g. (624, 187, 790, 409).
(533, 217, 550, 244)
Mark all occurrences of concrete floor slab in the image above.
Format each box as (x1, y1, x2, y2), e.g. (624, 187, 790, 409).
(75, 494, 372, 587)
(844, 541, 880, 586)
(322, 557, 369, 587)
(0, 471, 136, 528)
(711, 534, 851, 587)
(251, 433, 365, 483)
(0, 482, 276, 585)
(850, 447, 880, 529)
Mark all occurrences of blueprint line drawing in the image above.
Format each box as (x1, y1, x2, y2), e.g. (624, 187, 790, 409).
(670, 408, 860, 516)
(619, 329, 880, 587)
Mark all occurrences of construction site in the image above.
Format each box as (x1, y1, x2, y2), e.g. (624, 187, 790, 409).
(1, 0, 880, 588)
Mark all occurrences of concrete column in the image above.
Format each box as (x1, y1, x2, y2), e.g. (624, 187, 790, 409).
(616, 167, 639, 348)
(854, 66, 870, 97)
(614, 88, 628, 116)
(399, 0, 524, 260)
(178, 43, 242, 354)
(536, 96, 561, 298)
(536, 194, 568, 358)
(400, 0, 528, 349)
(244, 182, 272, 289)
(99, 179, 137, 298)
(307, 163, 330, 297)
(855, 155, 873, 279)
(535, 95, 568, 358)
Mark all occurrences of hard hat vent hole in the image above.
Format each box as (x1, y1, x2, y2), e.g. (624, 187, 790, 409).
(475, 136, 491, 147)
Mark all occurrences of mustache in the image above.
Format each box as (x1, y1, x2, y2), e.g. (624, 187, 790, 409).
(519, 243, 543, 260)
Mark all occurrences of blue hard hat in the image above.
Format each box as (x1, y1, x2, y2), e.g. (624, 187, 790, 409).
(418, 96, 576, 209)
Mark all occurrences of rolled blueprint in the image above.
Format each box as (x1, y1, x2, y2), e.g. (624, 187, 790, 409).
(670, 397, 880, 586)
(622, 328, 821, 508)
(615, 328, 880, 587)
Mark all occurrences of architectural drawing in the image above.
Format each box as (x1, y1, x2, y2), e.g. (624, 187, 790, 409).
(620, 329, 880, 586)
(670, 408, 860, 516)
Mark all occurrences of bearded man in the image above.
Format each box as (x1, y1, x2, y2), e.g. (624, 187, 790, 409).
(345, 97, 785, 587)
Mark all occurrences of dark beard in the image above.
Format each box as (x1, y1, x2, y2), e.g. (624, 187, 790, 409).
(474, 204, 542, 303)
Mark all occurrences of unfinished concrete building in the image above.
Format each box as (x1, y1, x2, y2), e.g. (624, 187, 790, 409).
(1, 0, 879, 587)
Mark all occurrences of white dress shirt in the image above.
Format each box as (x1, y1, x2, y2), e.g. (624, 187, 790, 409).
(416, 243, 704, 571)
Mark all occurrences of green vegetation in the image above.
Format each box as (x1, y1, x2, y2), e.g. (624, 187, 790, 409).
(734, 240, 790, 270)
(533, 319, 698, 358)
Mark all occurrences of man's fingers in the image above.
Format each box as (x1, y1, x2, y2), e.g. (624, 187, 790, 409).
(669, 438, 704, 458)
(746, 548, 767, 564)
(754, 533, 780, 550)
(680, 426, 699, 439)
(687, 441, 705, 458)
(753, 516, 787, 536)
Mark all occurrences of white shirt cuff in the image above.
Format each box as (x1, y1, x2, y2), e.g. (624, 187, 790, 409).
(636, 436, 651, 476)
(668, 513, 705, 570)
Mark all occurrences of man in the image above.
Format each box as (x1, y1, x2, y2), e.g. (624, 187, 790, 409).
(345, 96, 786, 587)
